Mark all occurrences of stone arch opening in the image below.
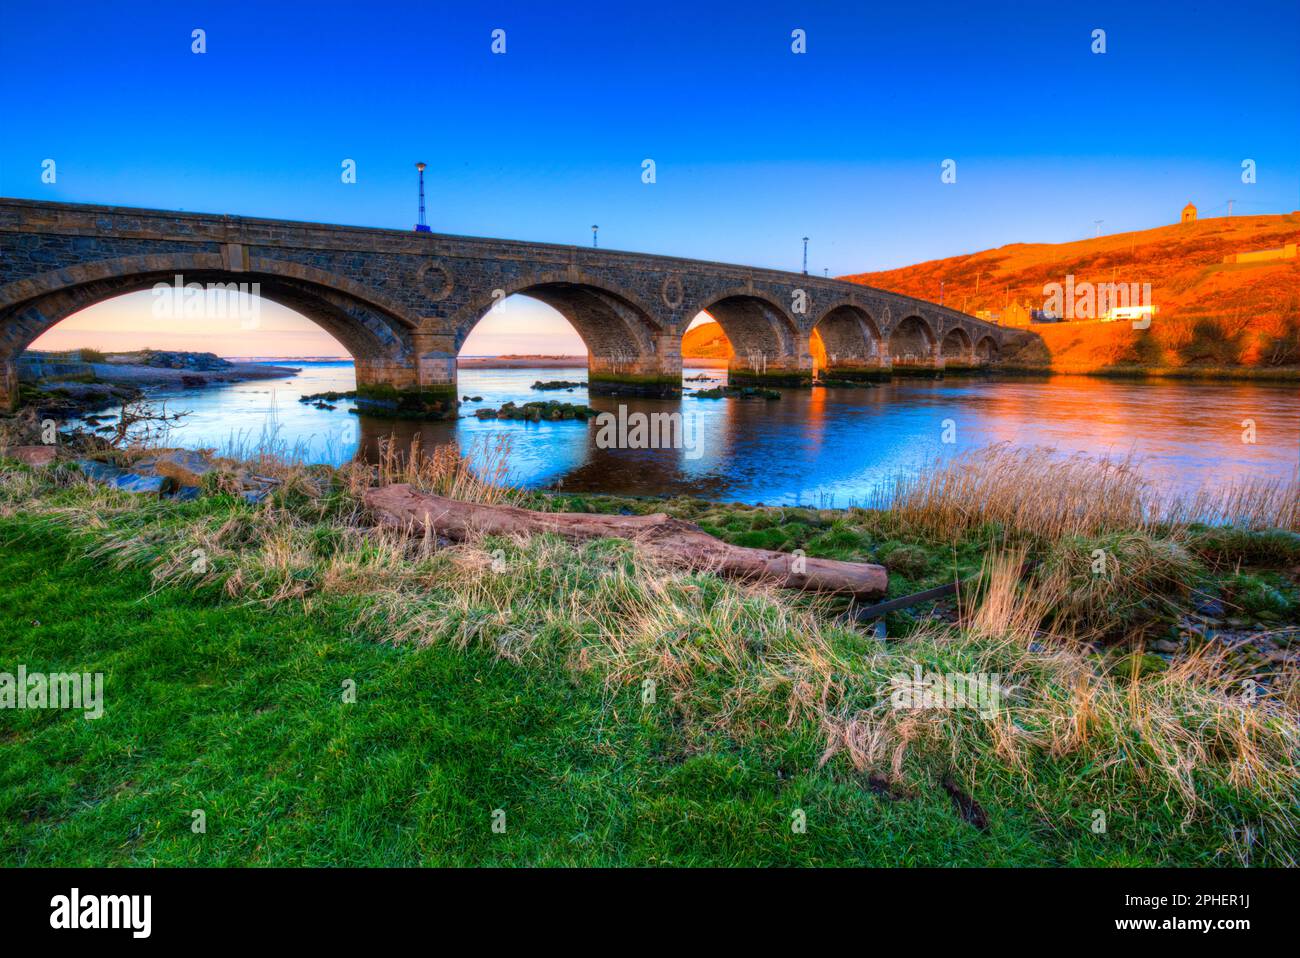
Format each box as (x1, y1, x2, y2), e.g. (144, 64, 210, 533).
(694, 292, 805, 386)
(810, 304, 884, 382)
(25, 285, 354, 363)
(0, 265, 420, 410)
(459, 280, 677, 397)
(975, 335, 1000, 363)
(888, 315, 936, 365)
(940, 327, 974, 364)
(18, 284, 370, 458)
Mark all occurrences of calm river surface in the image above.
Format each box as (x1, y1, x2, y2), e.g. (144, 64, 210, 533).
(74, 360, 1299, 506)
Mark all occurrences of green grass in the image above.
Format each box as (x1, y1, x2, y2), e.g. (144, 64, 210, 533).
(0, 521, 1025, 866)
(0, 513, 1289, 867)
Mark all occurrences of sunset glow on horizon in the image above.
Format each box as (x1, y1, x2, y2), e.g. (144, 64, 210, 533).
(29, 289, 591, 358)
(30, 290, 720, 358)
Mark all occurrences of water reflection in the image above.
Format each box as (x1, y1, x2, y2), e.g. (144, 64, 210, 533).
(73, 361, 1300, 506)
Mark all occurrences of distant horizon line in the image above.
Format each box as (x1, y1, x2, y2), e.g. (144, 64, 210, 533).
(221, 353, 590, 362)
(21, 350, 592, 362)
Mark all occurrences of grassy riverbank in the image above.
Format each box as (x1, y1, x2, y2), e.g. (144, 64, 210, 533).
(1, 444, 1297, 866)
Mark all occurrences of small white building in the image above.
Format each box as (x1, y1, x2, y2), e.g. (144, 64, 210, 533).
(1101, 304, 1158, 323)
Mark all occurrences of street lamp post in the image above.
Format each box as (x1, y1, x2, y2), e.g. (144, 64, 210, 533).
(802, 237, 809, 275)
(592, 225, 599, 248)
(414, 162, 430, 233)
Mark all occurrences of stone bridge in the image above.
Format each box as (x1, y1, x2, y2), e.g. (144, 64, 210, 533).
(0, 198, 1011, 415)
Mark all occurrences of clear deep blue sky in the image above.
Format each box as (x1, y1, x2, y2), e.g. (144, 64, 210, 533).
(2, 0, 1298, 276)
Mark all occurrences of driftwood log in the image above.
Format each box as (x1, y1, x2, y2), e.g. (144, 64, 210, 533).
(364, 484, 888, 598)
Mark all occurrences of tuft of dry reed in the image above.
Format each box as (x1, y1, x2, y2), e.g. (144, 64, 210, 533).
(337, 432, 518, 506)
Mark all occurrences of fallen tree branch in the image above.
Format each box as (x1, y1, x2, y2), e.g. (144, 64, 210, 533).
(363, 484, 888, 598)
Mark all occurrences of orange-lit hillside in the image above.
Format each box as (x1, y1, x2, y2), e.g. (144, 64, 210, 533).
(682, 320, 734, 360)
(682, 320, 833, 367)
(843, 212, 1300, 371)
(683, 213, 1300, 371)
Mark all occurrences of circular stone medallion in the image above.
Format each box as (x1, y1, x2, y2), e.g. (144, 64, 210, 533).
(417, 262, 454, 301)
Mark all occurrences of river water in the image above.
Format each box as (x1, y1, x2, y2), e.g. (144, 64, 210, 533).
(71, 360, 1299, 506)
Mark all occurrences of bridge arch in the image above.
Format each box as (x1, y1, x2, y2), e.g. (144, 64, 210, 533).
(689, 288, 806, 385)
(975, 335, 1000, 363)
(810, 303, 883, 380)
(0, 255, 422, 402)
(940, 326, 974, 363)
(457, 272, 676, 396)
(888, 314, 937, 365)
(0, 254, 420, 334)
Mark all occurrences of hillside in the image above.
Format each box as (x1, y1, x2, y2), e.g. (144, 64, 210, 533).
(682, 320, 733, 359)
(683, 213, 1300, 371)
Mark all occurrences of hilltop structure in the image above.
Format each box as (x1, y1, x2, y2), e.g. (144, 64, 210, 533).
(1181, 202, 1197, 224)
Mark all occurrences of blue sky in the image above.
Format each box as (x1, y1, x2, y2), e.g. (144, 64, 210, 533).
(3, 0, 1297, 355)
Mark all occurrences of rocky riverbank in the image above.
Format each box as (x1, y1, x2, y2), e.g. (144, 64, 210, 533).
(17, 349, 300, 418)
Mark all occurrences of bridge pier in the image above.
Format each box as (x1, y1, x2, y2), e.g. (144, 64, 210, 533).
(885, 333, 949, 376)
(820, 352, 892, 383)
(353, 332, 459, 420)
(728, 352, 814, 388)
(1, 355, 17, 412)
(588, 331, 683, 398)
(0, 353, 16, 408)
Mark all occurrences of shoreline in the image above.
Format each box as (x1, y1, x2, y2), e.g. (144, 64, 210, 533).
(88, 360, 301, 385)
(227, 355, 1300, 381)
(20, 360, 301, 418)
(993, 363, 1300, 383)
(454, 355, 723, 369)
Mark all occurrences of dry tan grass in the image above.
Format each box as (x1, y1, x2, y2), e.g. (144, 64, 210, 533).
(874, 445, 1156, 540)
(814, 546, 1299, 834)
(872, 444, 1299, 540)
(1173, 472, 1300, 531)
(326, 529, 1299, 841)
(336, 432, 519, 506)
